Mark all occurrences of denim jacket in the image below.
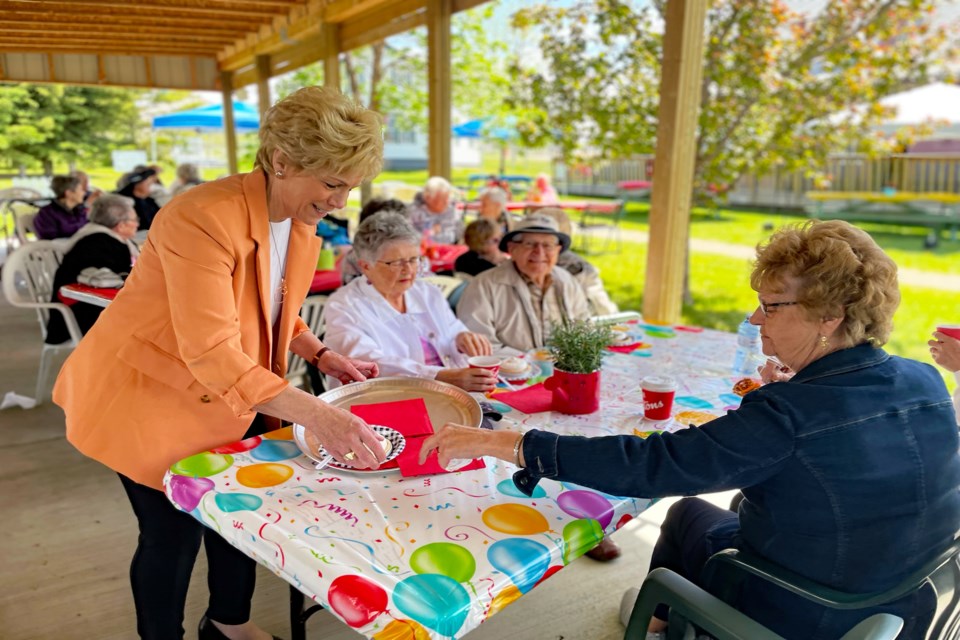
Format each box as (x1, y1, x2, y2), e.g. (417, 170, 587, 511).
(515, 344, 960, 639)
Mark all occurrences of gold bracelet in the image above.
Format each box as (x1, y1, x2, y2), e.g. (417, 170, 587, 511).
(513, 432, 525, 468)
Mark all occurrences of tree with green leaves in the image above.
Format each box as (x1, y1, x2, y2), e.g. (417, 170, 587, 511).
(275, 1, 512, 154)
(0, 83, 140, 174)
(509, 0, 956, 195)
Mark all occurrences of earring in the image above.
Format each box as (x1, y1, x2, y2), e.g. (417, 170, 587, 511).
(274, 170, 283, 178)
(819, 335, 829, 350)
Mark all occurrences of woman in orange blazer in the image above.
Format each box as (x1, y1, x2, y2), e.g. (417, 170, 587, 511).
(54, 87, 385, 640)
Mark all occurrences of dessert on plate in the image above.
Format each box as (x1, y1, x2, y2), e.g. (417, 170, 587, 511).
(499, 356, 529, 375)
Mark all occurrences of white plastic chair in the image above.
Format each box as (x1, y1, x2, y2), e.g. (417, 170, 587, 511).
(2, 241, 82, 402)
(421, 274, 464, 299)
(286, 295, 328, 391)
(15, 209, 39, 244)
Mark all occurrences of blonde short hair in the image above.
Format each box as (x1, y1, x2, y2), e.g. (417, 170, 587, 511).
(255, 86, 383, 180)
(464, 218, 500, 252)
(750, 220, 900, 348)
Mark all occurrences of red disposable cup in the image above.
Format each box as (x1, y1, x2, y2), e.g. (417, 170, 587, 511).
(468, 356, 502, 376)
(936, 325, 960, 340)
(641, 375, 677, 422)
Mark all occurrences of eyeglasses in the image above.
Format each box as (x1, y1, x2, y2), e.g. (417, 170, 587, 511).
(758, 300, 799, 316)
(378, 256, 423, 270)
(510, 240, 560, 251)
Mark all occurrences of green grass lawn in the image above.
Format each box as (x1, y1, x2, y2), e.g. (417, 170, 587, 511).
(590, 240, 955, 388)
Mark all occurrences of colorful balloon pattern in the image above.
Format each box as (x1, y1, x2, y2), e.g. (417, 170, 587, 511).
(409, 543, 475, 583)
(481, 503, 549, 535)
(393, 574, 470, 637)
(160, 327, 743, 639)
(487, 539, 550, 593)
(328, 575, 388, 628)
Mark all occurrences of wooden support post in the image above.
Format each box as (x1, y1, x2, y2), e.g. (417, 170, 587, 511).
(426, 0, 452, 180)
(256, 54, 272, 118)
(643, 0, 707, 325)
(221, 71, 239, 175)
(322, 22, 340, 90)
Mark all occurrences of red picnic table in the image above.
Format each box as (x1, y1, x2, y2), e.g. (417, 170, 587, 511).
(309, 244, 469, 295)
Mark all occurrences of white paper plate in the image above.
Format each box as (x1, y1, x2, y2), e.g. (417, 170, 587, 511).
(293, 424, 406, 473)
(499, 359, 542, 381)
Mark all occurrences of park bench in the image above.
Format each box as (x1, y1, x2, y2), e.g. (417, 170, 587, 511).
(805, 191, 960, 247)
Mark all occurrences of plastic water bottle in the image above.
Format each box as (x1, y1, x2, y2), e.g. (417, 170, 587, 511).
(733, 314, 761, 376)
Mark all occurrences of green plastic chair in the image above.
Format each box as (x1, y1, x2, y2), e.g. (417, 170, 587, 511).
(624, 535, 960, 640)
(624, 568, 903, 640)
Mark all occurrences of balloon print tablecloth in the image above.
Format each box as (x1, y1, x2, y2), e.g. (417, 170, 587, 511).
(163, 321, 745, 639)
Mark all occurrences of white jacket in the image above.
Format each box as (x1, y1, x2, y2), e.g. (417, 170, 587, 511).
(323, 278, 470, 387)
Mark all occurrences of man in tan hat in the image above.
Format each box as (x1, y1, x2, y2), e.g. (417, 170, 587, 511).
(457, 214, 588, 355)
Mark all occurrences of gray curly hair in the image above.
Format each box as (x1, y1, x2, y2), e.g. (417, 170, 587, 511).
(352, 212, 421, 263)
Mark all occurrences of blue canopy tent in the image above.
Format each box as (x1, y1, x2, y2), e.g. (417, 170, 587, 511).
(453, 117, 518, 175)
(150, 101, 259, 166)
(152, 101, 260, 131)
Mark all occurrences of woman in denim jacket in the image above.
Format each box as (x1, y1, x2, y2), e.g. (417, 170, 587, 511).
(422, 220, 960, 640)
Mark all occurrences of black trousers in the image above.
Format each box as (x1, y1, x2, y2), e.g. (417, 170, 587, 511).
(118, 416, 270, 639)
(647, 497, 740, 621)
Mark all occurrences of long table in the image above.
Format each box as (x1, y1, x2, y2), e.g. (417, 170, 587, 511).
(163, 321, 743, 639)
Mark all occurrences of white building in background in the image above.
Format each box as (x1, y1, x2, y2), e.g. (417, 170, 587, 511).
(382, 117, 483, 170)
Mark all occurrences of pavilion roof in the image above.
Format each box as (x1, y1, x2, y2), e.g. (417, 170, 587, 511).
(0, 0, 484, 90)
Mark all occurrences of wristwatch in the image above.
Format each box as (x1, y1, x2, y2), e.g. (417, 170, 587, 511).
(310, 346, 331, 368)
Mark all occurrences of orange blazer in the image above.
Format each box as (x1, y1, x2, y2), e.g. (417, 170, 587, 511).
(54, 171, 320, 489)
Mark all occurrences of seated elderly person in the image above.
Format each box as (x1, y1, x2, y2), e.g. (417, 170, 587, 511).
(324, 213, 496, 393)
(456, 214, 591, 356)
(47, 194, 140, 343)
(539, 208, 619, 315)
(424, 220, 960, 639)
(34, 175, 89, 240)
(526, 172, 558, 204)
(406, 176, 463, 244)
(454, 218, 508, 276)
(169, 162, 205, 197)
(476, 186, 513, 234)
(341, 198, 408, 286)
(116, 168, 161, 231)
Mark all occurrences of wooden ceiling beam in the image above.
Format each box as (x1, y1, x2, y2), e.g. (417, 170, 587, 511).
(0, 43, 221, 56)
(0, 20, 247, 37)
(220, 0, 427, 71)
(0, 8, 265, 29)
(0, 1, 284, 19)
(340, 1, 424, 51)
(0, 35, 225, 49)
(0, 26, 239, 43)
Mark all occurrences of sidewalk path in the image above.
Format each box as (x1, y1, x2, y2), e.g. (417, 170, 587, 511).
(618, 228, 960, 292)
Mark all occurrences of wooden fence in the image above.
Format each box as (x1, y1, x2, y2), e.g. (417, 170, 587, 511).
(555, 154, 960, 210)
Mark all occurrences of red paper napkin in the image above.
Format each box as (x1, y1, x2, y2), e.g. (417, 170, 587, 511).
(494, 383, 554, 414)
(351, 398, 434, 437)
(351, 398, 434, 471)
(397, 436, 485, 477)
(607, 343, 641, 353)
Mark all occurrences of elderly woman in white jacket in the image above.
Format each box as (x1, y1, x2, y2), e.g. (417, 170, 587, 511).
(324, 213, 496, 392)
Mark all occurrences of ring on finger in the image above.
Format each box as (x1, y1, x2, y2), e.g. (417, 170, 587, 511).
(343, 451, 357, 461)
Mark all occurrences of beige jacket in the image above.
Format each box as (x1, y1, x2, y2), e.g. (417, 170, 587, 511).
(456, 261, 590, 355)
(54, 171, 319, 489)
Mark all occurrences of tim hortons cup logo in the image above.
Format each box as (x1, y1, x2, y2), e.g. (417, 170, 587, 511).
(645, 400, 664, 411)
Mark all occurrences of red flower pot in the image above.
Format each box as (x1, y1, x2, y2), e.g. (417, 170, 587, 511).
(545, 368, 601, 414)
